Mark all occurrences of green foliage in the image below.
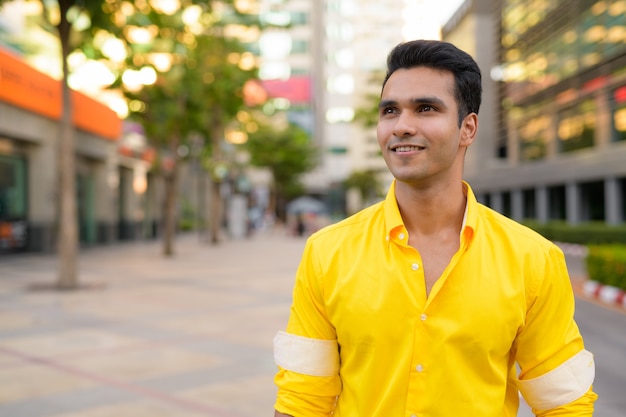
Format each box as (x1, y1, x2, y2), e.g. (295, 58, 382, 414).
(245, 121, 318, 198)
(75, 0, 258, 156)
(522, 221, 626, 244)
(343, 169, 383, 201)
(586, 245, 626, 291)
(178, 198, 197, 231)
(353, 70, 385, 128)
(245, 122, 318, 181)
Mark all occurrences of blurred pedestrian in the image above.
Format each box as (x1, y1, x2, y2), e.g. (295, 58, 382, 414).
(273, 40, 597, 416)
(295, 213, 306, 237)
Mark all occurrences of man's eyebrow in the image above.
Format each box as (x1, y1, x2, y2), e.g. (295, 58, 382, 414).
(378, 99, 397, 110)
(378, 96, 447, 109)
(411, 96, 447, 107)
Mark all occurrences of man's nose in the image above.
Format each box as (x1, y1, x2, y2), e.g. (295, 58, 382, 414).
(392, 112, 417, 137)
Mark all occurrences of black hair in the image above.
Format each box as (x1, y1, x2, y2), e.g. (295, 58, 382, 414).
(382, 40, 482, 126)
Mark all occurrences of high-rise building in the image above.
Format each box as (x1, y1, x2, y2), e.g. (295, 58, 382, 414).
(257, 0, 458, 212)
(445, 0, 626, 225)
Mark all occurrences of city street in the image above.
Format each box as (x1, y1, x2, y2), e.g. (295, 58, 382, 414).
(0, 230, 624, 417)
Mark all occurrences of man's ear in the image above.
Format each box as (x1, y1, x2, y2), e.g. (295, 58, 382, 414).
(460, 113, 478, 148)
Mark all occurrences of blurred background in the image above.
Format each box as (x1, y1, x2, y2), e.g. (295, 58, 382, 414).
(1, 0, 625, 262)
(0, 1, 625, 416)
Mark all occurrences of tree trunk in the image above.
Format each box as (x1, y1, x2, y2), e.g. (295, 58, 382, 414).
(209, 179, 221, 244)
(162, 142, 180, 257)
(56, 0, 78, 290)
(208, 108, 224, 245)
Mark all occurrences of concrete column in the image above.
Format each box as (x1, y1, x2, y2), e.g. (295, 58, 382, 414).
(507, 119, 519, 166)
(566, 181, 580, 225)
(605, 177, 623, 225)
(26, 133, 57, 252)
(28, 140, 57, 224)
(546, 107, 559, 158)
(228, 194, 248, 239)
(491, 192, 503, 214)
(536, 186, 548, 223)
(595, 90, 612, 147)
(511, 188, 523, 221)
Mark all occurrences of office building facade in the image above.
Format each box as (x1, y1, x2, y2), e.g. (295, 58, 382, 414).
(445, 0, 626, 225)
(0, 47, 158, 253)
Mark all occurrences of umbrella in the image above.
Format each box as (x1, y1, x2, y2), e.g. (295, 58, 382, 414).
(286, 196, 327, 214)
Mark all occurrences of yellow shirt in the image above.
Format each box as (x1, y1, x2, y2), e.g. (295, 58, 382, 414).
(274, 181, 596, 417)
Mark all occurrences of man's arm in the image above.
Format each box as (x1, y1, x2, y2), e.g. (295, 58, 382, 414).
(516, 245, 597, 415)
(275, 411, 291, 417)
(273, 240, 342, 416)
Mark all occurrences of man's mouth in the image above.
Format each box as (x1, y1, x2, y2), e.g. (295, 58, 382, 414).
(393, 145, 425, 152)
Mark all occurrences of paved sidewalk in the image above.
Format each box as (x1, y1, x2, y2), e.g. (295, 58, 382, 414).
(0, 231, 306, 417)
(0, 232, 610, 417)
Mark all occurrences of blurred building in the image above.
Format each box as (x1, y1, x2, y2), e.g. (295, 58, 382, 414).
(0, 1, 267, 254)
(444, 0, 626, 225)
(0, 48, 157, 253)
(256, 0, 455, 214)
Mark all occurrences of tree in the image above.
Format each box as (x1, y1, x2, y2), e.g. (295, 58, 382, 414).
(187, 33, 257, 245)
(353, 70, 385, 128)
(244, 122, 319, 221)
(89, 1, 258, 251)
(0, 0, 258, 281)
(349, 70, 386, 212)
(343, 169, 383, 204)
(0, 0, 89, 289)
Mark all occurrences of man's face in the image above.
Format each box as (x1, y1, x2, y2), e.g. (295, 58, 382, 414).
(377, 66, 475, 187)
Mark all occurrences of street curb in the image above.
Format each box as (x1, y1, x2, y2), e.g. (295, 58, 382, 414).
(582, 280, 626, 309)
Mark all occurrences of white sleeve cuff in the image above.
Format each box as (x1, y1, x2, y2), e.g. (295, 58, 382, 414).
(273, 331, 340, 377)
(517, 349, 595, 411)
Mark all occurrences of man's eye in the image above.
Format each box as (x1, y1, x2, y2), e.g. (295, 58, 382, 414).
(419, 105, 435, 112)
(381, 108, 395, 115)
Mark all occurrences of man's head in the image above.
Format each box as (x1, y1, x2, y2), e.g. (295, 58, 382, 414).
(382, 40, 482, 127)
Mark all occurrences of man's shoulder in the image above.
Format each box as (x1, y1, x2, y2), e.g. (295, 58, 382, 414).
(477, 204, 556, 252)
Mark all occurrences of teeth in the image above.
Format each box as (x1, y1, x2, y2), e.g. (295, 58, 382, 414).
(395, 146, 422, 152)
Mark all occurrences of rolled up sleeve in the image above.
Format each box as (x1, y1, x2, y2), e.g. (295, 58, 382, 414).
(515, 245, 597, 415)
(274, 239, 342, 416)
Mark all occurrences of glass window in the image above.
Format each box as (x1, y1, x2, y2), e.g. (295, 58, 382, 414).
(580, 180, 605, 221)
(522, 188, 536, 219)
(291, 11, 308, 25)
(291, 39, 309, 54)
(557, 99, 596, 153)
(259, 32, 291, 59)
(326, 107, 354, 123)
(327, 74, 354, 95)
(548, 185, 566, 220)
(260, 10, 291, 26)
(519, 114, 550, 161)
(612, 85, 626, 142)
(0, 154, 27, 220)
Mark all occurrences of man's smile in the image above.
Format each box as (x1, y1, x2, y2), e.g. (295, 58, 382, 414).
(392, 145, 425, 152)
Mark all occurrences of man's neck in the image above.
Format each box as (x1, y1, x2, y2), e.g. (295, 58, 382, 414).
(395, 179, 467, 238)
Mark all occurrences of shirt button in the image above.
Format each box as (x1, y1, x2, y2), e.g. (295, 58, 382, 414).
(420, 313, 427, 321)
(416, 364, 424, 372)
(399, 233, 405, 240)
(411, 263, 419, 270)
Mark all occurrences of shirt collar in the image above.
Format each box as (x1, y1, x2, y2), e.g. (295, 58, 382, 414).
(383, 180, 478, 243)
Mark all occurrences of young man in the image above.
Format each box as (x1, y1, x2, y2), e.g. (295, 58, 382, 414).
(273, 40, 597, 416)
